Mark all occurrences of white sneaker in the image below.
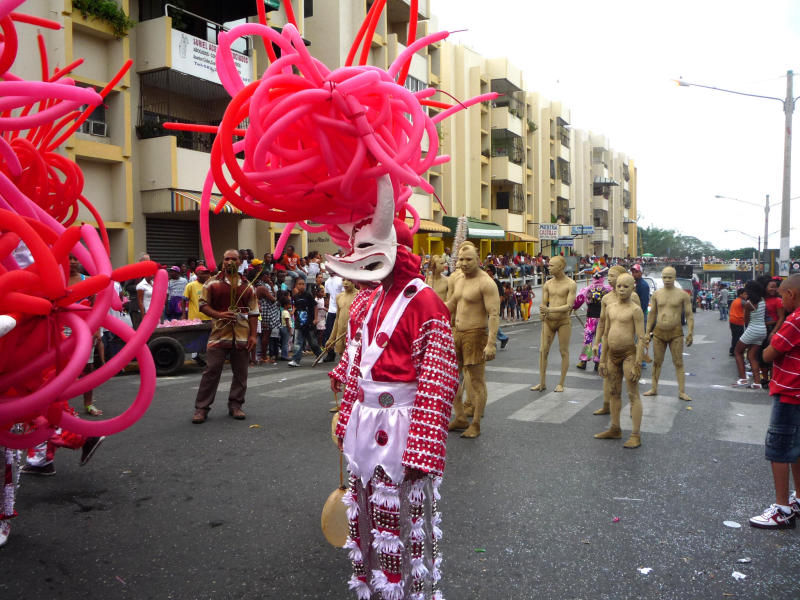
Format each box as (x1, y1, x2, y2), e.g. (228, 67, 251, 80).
(287, 361, 300, 367)
(749, 504, 795, 529)
(0, 520, 10, 547)
(789, 491, 800, 517)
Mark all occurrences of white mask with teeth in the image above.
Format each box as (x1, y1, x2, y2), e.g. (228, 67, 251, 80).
(325, 176, 397, 282)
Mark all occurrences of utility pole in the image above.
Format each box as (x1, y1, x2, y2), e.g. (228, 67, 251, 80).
(780, 70, 793, 276)
(763, 193, 769, 265)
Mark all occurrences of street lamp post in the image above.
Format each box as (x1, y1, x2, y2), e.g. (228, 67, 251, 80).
(714, 193, 776, 263)
(680, 71, 798, 275)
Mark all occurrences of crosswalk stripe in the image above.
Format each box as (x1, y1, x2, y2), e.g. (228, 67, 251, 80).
(486, 382, 530, 405)
(716, 401, 770, 446)
(508, 388, 598, 423)
(619, 395, 684, 434)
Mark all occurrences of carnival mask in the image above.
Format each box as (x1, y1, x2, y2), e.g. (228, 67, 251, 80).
(325, 176, 398, 282)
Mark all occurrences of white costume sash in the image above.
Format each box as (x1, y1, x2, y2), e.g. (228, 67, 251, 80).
(343, 279, 427, 485)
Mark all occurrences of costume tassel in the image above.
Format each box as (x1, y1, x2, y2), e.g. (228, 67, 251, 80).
(344, 537, 363, 562)
(432, 511, 443, 540)
(431, 556, 442, 583)
(411, 556, 429, 579)
(432, 476, 442, 501)
(409, 517, 426, 541)
(371, 570, 404, 600)
(370, 528, 404, 554)
(342, 490, 360, 520)
(348, 575, 371, 600)
(370, 481, 401, 509)
(408, 478, 426, 504)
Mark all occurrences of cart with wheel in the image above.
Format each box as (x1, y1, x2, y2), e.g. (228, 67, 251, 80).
(147, 322, 212, 376)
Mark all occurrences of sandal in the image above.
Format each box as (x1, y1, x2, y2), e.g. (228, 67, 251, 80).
(85, 404, 103, 416)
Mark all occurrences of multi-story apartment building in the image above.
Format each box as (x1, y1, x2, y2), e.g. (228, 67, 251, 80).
(17, 1, 635, 266)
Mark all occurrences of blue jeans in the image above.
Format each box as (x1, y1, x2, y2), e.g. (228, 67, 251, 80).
(497, 328, 508, 343)
(719, 303, 728, 320)
(279, 326, 291, 359)
(765, 396, 800, 463)
(291, 327, 322, 362)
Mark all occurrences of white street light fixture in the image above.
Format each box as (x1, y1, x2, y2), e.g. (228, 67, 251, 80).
(679, 72, 799, 275)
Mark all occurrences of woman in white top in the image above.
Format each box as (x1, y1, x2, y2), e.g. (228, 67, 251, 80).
(136, 276, 154, 314)
(733, 280, 767, 388)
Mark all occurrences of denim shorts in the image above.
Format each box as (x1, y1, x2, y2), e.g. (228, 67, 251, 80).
(765, 396, 800, 463)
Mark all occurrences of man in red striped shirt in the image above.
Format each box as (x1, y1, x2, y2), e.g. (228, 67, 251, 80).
(750, 275, 800, 529)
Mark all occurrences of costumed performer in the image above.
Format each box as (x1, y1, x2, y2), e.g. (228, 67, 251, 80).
(573, 266, 612, 371)
(329, 177, 459, 600)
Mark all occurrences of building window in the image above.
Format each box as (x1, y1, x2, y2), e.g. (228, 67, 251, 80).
(491, 131, 524, 165)
(557, 158, 571, 185)
(495, 185, 524, 214)
(550, 159, 555, 179)
(593, 209, 608, 229)
(404, 75, 426, 94)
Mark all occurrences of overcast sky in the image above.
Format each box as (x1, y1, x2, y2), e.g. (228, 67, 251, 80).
(430, 0, 800, 251)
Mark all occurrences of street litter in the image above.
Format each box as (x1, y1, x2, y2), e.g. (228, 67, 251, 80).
(736, 414, 745, 417)
(686, 406, 693, 410)
(731, 571, 746, 581)
(612, 517, 620, 523)
(737, 558, 751, 564)
(723, 521, 741, 528)
(115, 576, 126, 585)
(581, 539, 590, 544)
(474, 548, 486, 553)
(613, 497, 644, 502)
(248, 424, 262, 429)
(568, 400, 580, 404)
(637, 568, 652, 575)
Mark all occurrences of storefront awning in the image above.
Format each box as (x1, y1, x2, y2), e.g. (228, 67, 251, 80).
(405, 218, 451, 234)
(506, 231, 537, 242)
(442, 216, 505, 240)
(174, 190, 242, 214)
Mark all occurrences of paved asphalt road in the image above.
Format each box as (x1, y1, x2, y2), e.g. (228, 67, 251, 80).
(2, 309, 799, 599)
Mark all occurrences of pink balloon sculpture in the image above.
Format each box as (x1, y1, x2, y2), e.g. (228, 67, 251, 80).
(165, 0, 497, 269)
(0, 0, 166, 448)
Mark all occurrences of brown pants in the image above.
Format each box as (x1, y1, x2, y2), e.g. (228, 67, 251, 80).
(194, 345, 250, 413)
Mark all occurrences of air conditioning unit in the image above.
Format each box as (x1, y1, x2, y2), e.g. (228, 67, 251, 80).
(89, 121, 107, 137)
(79, 120, 107, 137)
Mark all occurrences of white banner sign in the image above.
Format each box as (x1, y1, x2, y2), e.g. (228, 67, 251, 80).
(172, 30, 253, 86)
(538, 224, 559, 240)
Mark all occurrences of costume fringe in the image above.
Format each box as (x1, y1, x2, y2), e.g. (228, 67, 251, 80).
(432, 591, 445, 600)
(348, 575, 371, 600)
(411, 556, 429, 580)
(409, 516, 426, 541)
(431, 556, 443, 583)
(344, 537, 363, 562)
(432, 512, 442, 540)
(342, 489, 360, 520)
(370, 481, 401, 510)
(371, 570, 404, 600)
(408, 478, 426, 504)
(432, 476, 442, 501)
(370, 528, 404, 554)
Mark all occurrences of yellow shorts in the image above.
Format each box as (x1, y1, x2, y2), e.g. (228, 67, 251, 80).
(454, 328, 489, 367)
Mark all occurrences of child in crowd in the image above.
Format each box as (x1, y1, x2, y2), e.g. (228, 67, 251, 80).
(749, 275, 800, 529)
(279, 296, 293, 361)
(314, 286, 327, 348)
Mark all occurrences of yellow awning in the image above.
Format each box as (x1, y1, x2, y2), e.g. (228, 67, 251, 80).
(406, 218, 451, 234)
(507, 231, 537, 242)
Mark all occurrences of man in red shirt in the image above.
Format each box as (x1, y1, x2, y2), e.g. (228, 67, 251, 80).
(750, 275, 800, 529)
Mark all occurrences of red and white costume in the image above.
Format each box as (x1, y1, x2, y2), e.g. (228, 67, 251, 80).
(330, 231, 459, 599)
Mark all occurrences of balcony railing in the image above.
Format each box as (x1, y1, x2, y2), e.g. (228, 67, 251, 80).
(136, 111, 216, 153)
(492, 133, 524, 165)
(557, 157, 571, 185)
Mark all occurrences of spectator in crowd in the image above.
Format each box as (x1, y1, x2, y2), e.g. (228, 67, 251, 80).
(485, 264, 509, 349)
(124, 252, 150, 329)
(733, 280, 767, 388)
(729, 288, 746, 356)
(306, 250, 324, 278)
(136, 274, 155, 320)
(314, 285, 328, 348)
(166, 266, 187, 320)
(761, 276, 787, 388)
(281, 245, 305, 284)
(192, 249, 259, 424)
(307, 272, 325, 298)
(278, 295, 293, 361)
(718, 284, 729, 320)
(288, 278, 322, 367)
(183, 266, 211, 320)
(748, 275, 800, 529)
(323, 272, 343, 362)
